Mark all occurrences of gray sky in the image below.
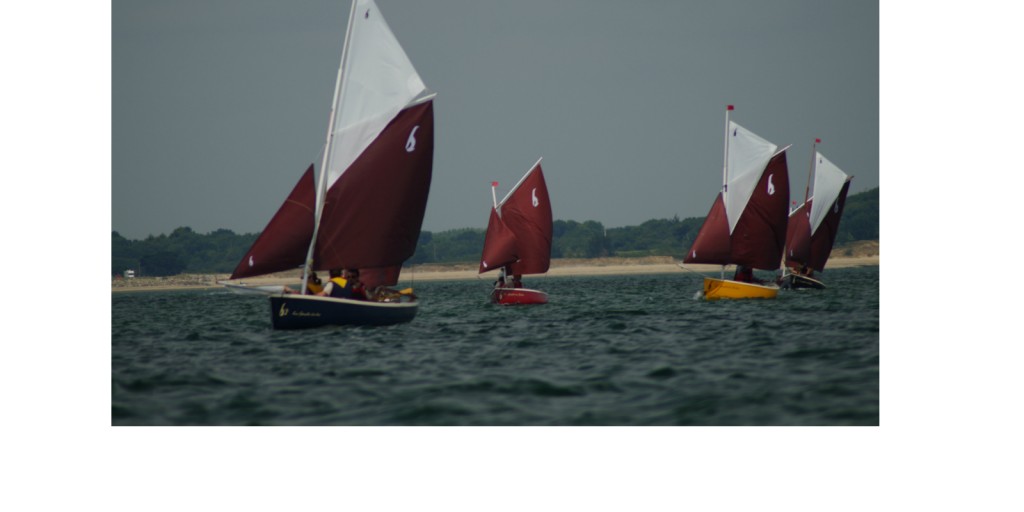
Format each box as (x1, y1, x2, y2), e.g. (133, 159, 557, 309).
(112, 0, 878, 239)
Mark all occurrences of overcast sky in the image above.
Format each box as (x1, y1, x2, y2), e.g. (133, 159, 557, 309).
(112, 0, 878, 239)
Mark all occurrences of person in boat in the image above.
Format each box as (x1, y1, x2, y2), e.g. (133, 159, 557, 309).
(306, 271, 324, 294)
(348, 269, 368, 300)
(733, 265, 765, 284)
(318, 268, 361, 299)
(494, 267, 508, 289)
(283, 271, 323, 294)
(512, 274, 523, 288)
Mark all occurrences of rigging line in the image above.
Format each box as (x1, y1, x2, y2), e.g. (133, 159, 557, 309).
(675, 262, 716, 279)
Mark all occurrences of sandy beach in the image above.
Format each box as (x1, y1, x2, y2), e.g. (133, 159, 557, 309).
(112, 241, 878, 293)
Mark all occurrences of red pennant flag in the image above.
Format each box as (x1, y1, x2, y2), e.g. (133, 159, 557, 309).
(815, 138, 821, 143)
(727, 105, 734, 111)
(491, 181, 498, 187)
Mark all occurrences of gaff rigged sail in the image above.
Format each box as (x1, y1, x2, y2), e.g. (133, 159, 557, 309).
(685, 117, 790, 271)
(479, 160, 552, 275)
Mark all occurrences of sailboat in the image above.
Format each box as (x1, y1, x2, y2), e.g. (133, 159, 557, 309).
(225, 0, 435, 328)
(683, 105, 791, 300)
(781, 139, 854, 289)
(478, 159, 552, 305)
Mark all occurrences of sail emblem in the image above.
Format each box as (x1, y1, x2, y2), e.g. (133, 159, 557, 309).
(364, 9, 369, 18)
(248, 255, 254, 267)
(767, 174, 775, 195)
(532, 188, 539, 207)
(405, 126, 419, 153)
(482, 261, 488, 269)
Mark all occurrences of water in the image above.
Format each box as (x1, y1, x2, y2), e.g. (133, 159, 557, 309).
(112, 267, 879, 425)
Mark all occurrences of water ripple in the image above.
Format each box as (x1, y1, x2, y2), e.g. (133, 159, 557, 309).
(113, 268, 879, 425)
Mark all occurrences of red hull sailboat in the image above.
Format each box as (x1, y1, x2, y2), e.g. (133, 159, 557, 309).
(782, 139, 854, 289)
(224, 0, 435, 328)
(479, 159, 553, 305)
(683, 105, 791, 300)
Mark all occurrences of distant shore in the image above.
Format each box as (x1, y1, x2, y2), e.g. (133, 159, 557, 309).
(112, 243, 879, 293)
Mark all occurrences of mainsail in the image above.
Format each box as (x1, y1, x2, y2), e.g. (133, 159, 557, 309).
(685, 119, 791, 270)
(479, 160, 552, 275)
(784, 151, 853, 272)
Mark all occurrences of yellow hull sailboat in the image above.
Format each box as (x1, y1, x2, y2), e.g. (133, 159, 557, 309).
(682, 105, 791, 300)
(703, 277, 779, 300)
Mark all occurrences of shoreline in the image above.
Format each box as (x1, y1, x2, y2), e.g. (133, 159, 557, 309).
(111, 254, 879, 293)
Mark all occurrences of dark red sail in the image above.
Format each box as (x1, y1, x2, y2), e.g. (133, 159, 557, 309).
(359, 265, 402, 290)
(500, 164, 552, 275)
(314, 100, 434, 271)
(479, 207, 519, 273)
(784, 201, 813, 270)
(685, 150, 790, 270)
(684, 193, 731, 264)
(730, 151, 790, 270)
(229, 165, 316, 280)
(805, 179, 852, 271)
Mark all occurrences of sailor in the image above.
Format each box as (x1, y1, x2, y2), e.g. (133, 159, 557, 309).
(283, 270, 323, 295)
(733, 265, 763, 284)
(494, 267, 508, 288)
(306, 271, 324, 295)
(512, 274, 523, 288)
(348, 269, 368, 300)
(319, 268, 355, 298)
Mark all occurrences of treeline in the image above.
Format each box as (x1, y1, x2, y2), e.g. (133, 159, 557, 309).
(113, 188, 878, 277)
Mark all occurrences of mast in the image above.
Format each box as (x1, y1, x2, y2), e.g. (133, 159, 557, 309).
(804, 138, 820, 206)
(302, 0, 358, 293)
(723, 105, 733, 195)
(491, 181, 499, 209)
(722, 105, 733, 279)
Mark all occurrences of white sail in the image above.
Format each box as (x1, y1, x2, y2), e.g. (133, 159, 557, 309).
(807, 151, 849, 234)
(724, 120, 778, 233)
(323, 0, 428, 192)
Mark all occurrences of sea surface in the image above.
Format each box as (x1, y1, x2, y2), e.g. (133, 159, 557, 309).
(112, 266, 879, 426)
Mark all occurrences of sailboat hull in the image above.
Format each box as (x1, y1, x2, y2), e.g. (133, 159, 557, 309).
(491, 287, 548, 305)
(787, 274, 826, 290)
(269, 294, 418, 329)
(703, 277, 779, 300)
